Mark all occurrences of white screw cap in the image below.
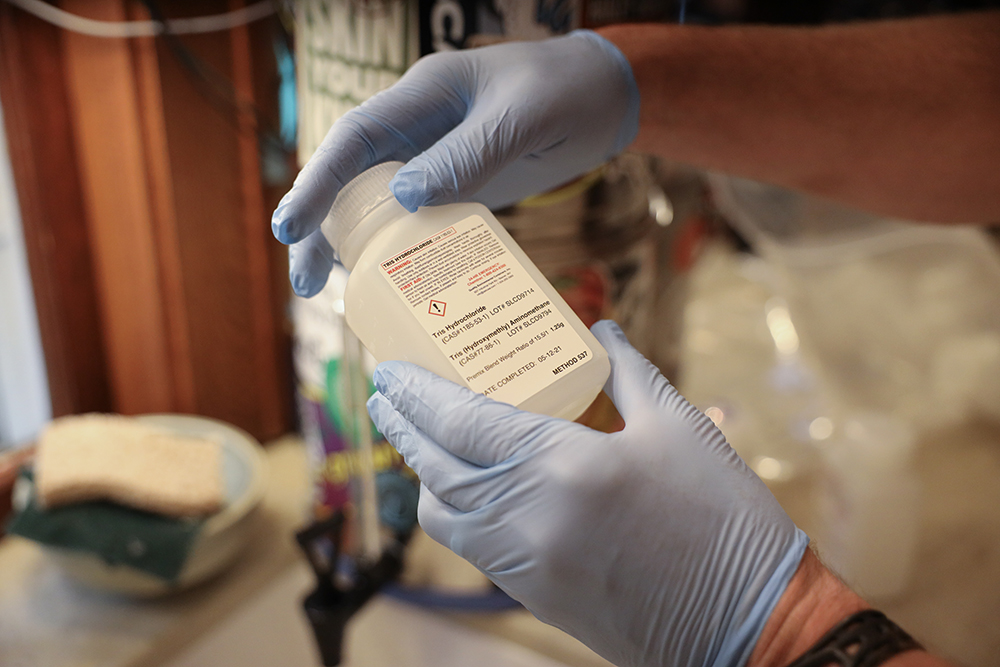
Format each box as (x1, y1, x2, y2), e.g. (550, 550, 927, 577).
(322, 161, 404, 258)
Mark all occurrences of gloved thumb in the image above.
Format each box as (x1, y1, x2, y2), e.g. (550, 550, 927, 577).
(591, 320, 696, 426)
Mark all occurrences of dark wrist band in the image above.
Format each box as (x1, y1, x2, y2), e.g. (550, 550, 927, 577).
(784, 610, 922, 667)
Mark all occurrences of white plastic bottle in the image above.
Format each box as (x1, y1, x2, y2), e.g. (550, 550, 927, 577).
(321, 162, 610, 421)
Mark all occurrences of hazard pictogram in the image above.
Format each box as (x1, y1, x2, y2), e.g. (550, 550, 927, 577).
(428, 300, 447, 317)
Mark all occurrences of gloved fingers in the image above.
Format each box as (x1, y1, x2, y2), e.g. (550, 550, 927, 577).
(591, 320, 685, 423)
(592, 320, 728, 446)
(272, 114, 389, 245)
(367, 392, 516, 512)
(388, 33, 638, 212)
(271, 69, 468, 245)
(415, 484, 510, 574)
(415, 484, 472, 557)
(372, 360, 560, 467)
(389, 109, 541, 212)
(287, 229, 337, 298)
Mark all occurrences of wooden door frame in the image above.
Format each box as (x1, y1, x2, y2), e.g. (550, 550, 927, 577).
(0, 0, 292, 440)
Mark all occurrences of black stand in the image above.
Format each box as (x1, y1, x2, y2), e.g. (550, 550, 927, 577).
(295, 512, 408, 666)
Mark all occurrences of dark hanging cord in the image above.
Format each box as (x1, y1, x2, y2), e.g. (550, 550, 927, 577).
(137, 0, 288, 152)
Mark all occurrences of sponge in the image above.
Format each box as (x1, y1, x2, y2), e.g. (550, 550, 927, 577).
(34, 414, 223, 518)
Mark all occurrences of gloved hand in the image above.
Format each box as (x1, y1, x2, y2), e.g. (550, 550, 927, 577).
(272, 31, 639, 297)
(367, 321, 809, 667)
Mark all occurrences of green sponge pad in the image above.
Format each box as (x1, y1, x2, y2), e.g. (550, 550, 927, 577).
(7, 470, 205, 582)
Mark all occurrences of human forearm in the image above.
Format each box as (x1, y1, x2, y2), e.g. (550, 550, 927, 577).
(749, 549, 954, 667)
(598, 14, 1000, 223)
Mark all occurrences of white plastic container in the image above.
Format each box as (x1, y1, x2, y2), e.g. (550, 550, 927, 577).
(322, 162, 610, 421)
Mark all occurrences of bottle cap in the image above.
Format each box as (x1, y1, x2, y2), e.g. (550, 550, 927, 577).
(323, 161, 404, 257)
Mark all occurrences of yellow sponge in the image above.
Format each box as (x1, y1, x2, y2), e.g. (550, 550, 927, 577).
(34, 414, 223, 518)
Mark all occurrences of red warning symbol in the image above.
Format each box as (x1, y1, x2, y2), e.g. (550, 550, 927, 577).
(428, 300, 447, 317)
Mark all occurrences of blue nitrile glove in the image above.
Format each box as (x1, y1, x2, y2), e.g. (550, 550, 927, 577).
(367, 321, 809, 667)
(272, 31, 639, 297)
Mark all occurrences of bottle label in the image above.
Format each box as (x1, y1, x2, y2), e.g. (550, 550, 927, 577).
(379, 215, 593, 406)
